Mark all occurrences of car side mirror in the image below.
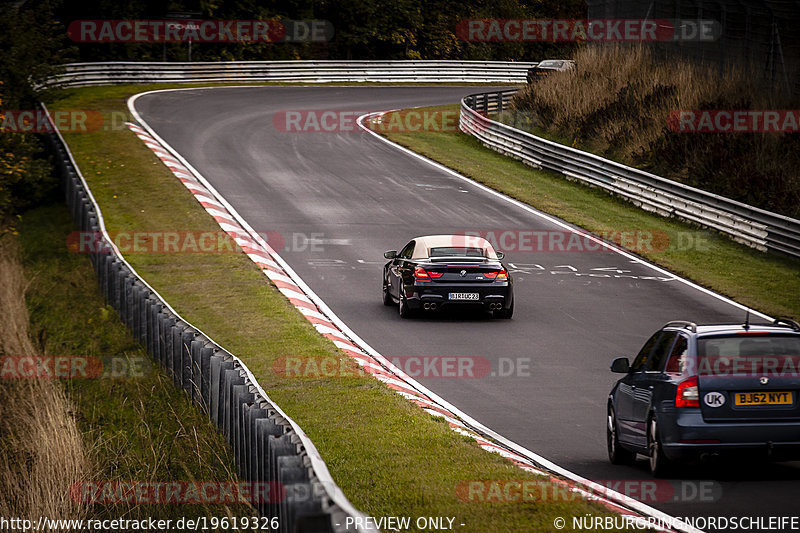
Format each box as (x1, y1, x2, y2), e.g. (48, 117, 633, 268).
(610, 357, 630, 373)
(384, 250, 398, 259)
(496, 251, 505, 260)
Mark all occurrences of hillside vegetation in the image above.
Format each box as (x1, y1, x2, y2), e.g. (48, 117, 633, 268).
(510, 45, 800, 218)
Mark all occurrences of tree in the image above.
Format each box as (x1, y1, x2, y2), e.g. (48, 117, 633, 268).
(0, 0, 71, 225)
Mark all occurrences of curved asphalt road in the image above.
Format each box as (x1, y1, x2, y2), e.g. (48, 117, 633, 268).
(134, 86, 799, 528)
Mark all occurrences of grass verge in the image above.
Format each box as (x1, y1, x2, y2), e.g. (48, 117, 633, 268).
(18, 204, 251, 522)
(47, 85, 619, 530)
(378, 105, 799, 320)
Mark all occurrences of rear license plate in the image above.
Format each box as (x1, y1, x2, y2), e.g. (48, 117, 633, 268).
(448, 292, 479, 301)
(734, 391, 793, 406)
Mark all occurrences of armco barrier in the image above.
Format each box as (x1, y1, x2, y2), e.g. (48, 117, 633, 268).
(45, 60, 535, 87)
(461, 90, 800, 259)
(41, 104, 371, 533)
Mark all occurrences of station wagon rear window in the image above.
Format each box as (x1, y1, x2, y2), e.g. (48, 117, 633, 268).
(697, 334, 800, 377)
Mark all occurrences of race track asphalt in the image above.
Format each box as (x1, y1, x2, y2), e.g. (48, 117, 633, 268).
(134, 86, 800, 528)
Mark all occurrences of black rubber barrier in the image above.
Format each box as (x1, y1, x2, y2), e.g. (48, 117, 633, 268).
(45, 125, 348, 532)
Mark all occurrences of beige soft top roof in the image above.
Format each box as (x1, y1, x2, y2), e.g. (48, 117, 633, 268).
(411, 234, 497, 259)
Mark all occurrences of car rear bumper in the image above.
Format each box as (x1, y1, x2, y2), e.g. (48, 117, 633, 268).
(408, 283, 512, 311)
(660, 409, 800, 460)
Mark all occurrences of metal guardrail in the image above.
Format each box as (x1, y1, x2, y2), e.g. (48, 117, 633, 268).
(41, 103, 370, 533)
(461, 90, 800, 259)
(46, 60, 536, 87)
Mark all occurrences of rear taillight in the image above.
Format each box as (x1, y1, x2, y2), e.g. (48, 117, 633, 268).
(675, 376, 699, 408)
(484, 269, 508, 281)
(415, 267, 442, 279)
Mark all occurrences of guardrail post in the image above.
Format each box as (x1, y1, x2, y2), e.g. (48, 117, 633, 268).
(278, 456, 314, 533)
(223, 371, 246, 441)
(281, 485, 322, 533)
(180, 328, 197, 394)
(255, 418, 284, 516)
(131, 283, 142, 344)
(266, 435, 296, 521)
(210, 356, 232, 426)
(246, 406, 270, 481)
(124, 275, 135, 329)
(147, 300, 162, 360)
(160, 313, 175, 372)
(171, 322, 185, 386)
(189, 339, 204, 404)
(235, 386, 255, 474)
(115, 267, 126, 319)
(199, 346, 215, 408)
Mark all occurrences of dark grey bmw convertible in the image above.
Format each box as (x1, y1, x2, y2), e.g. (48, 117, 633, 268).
(382, 235, 514, 319)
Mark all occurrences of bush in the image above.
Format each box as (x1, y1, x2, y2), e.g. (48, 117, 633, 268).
(0, 1, 71, 226)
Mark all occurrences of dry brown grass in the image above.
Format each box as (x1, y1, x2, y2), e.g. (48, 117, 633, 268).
(510, 45, 800, 217)
(0, 233, 91, 523)
(0, 234, 37, 358)
(18, 205, 252, 522)
(513, 45, 766, 157)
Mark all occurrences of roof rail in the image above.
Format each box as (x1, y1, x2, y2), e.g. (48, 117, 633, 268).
(663, 320, 697, 333)
(773, 318, 800, 331)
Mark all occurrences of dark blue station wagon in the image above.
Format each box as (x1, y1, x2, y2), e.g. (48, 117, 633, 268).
(607, 318, 800, 476)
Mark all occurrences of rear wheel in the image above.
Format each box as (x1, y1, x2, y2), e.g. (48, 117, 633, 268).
(382, 279, 393, 306)
(648, 415, 672, 477)
(399, 294, 415, 318)
(607, 406, 636, 465)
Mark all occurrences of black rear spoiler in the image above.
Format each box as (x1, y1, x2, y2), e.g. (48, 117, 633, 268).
(427, 256, 492, 263)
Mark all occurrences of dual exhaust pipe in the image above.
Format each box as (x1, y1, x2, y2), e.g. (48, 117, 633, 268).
(488, 302, 503, 310)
